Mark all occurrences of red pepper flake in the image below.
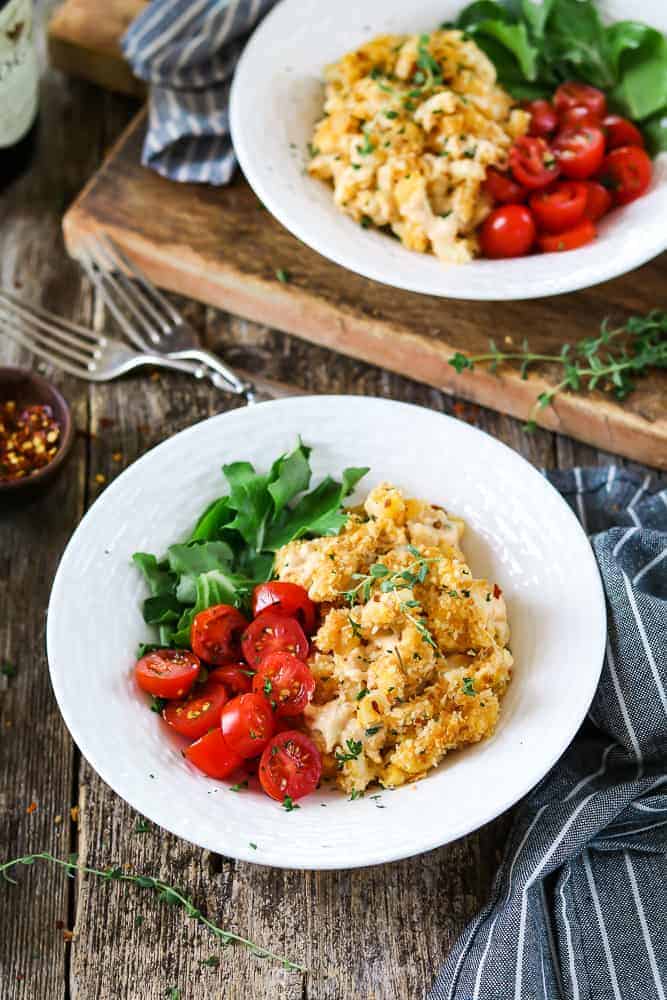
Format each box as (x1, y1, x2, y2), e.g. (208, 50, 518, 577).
(25, 800, 38, 814)
(98, 417, 116, 430)
(493, 583, 502, 599)
(62, 930, 74, 942)
(0, 402, 61, 483)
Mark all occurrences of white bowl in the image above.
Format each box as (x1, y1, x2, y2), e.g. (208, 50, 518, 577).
(230, 0, 667, 300)
(47, 397, 606, 869)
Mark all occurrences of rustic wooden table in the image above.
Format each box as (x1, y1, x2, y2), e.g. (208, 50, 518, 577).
(0, 6, 657, 1000)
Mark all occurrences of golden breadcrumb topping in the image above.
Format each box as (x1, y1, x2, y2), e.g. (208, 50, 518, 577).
(274, 484, 513, 795)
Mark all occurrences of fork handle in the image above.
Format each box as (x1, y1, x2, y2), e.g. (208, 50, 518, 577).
(167, 347, 253, 398)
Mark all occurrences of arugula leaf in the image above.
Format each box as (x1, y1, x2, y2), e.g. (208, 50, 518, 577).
(643, 109, 667, 154)
(172, 570, 249, 647)
(267, 440, 312, 515)
(133, 553, 179, 644)
(265, 466, 368, 551)
(189, 497, 234, 542)
(609, 27, 667, 120)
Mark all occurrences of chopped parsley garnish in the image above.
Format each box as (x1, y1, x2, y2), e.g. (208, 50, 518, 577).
(229, 780, 249, 792)
(249, 843, 258, 851)
(365, 725, 382, 736)
(149, 696, 166, 714)
(360, 214, 373, 229)
(384, 110, 399, 119)
(133, 818, 151, 834)
(348, 615, 363, 639)
(357, 130, 375, 156)
(263, 678, 273, 695)
(462, 677, 476, 697)
(282, 795, 300, 811)
(275, 268, 290, 283)
(349, 789, 364, 800)
(356, 687, 370, 701)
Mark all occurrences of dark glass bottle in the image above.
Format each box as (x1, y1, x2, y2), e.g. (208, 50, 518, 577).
(0, 0, 38, 191)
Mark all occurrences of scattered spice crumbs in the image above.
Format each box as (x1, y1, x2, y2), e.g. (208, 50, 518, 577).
(112, 451, 123, 462)
(70, 806, 79, 823)
(26, 801, 37, 814)
(94, 473, 106, 485)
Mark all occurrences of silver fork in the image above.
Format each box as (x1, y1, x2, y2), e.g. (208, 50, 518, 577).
(0, 290, 242, 387)
(76, 234, 255, 400)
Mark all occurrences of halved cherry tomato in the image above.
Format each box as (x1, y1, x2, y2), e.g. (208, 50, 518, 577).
(190, 604, 248, 666)
(184, 728, 243, 779)
(553, 126, 605, 180)
(538, 219, 596, 253)
(163, 679, 228, 740)
(553, 82, 606, 119)
(220, 692, 276, 758)
(598, 146, 652, 205)
(529, 181, 588, 233)
(559, 105, 601, 129)
(479, 204, 536, 259)
(241, 611, 309, 669)
(583, 181, 612, 221)
(258, 730, 322, 802)
(135, 649, 200, 699)
(252, 651, 316, 717)
(483, 167, 527, 204)
(525, 99, 558, 137)
(251, 582, 316, 634)
(509, 137, 560, 190)
(602, 114, 644, 151)
(208, 664, 253, 694)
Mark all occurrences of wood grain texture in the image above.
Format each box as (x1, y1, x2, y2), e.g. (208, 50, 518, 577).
(63, 111, 667, 470)
(1, 5, 658, 1000)
(48, 0, 147, 97)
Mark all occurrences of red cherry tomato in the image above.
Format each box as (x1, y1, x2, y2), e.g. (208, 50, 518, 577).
(190, 604, 248, 666)
(483, 166, 527, 204)
(529, 181, 588, 233)
(163, 679, 228, 740)
(184, 728, 244, 779)
(208, 664, 253, 694)
(509, 137, 560, 190)
(602, 114, 644, 151)
(553, 82, 606, 119)
(251, 582, 316, 634)
(252, 651, 316, 717)
(241, 611, 309, 669)
(258, 730, 322, 802)
(598, 146, 652, 206)
(525, 99, 558, 137)
(559, 105, 601, 129)
(583, 181, 612, 221)
(479, 204, 536, 259)
(220, 692, 276, 758)
(538, 219, 596, 253)
(553, 126, 605, 180)
(135, 649, 200, 699)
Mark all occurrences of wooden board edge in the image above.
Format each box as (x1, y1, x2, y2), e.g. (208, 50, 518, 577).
(48, 2, 146, 98)
(62, 210, 667, 471)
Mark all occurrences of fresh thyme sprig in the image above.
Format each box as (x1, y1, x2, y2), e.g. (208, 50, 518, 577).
(448, 310, 667, 431)
(335, 739, 363, 768)
(0, 852, 304, 971)
(342, 547, 439, 604)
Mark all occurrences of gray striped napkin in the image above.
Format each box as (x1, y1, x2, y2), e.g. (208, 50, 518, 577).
(430, 466, 666, 1000)
(122, 0, 277, 184)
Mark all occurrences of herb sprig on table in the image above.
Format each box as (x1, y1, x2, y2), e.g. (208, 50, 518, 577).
(0, 852, 304, 971)
(448, 0, 667, 152)
(133, 441, 368, 648)
(449, 310, 667, 431)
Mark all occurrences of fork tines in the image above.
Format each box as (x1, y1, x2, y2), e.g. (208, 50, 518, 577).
(0, 290, 102, 379)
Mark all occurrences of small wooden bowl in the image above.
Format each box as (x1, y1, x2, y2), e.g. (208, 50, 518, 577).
(0, 367, 74, 500)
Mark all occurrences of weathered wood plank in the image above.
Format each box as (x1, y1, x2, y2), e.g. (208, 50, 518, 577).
(0, 20, 107, 999)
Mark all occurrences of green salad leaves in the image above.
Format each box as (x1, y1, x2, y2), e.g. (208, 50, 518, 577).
(133, 441, 368, 648)
(448, 0, 667, 151)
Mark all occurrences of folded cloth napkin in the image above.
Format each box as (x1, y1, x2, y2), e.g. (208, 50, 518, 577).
(430, 466, 666, 1000)
(122, 0, 277, 184)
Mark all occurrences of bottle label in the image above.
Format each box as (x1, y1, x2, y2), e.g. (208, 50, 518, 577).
(0, 0, 38, 148)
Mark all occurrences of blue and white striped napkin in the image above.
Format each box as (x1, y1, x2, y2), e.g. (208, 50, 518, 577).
(122, 0, 277, 184)
(430, 466, 666, 1000)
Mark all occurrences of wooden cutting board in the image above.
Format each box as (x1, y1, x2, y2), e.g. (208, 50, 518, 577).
(52, 2, 667, 469)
